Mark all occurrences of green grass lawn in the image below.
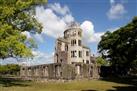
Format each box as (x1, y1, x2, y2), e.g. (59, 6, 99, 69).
(0, 77, 137, 91)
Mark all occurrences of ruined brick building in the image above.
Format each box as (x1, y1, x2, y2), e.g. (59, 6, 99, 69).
(55, 22, 91, 64)
(20, 22, 100, 80)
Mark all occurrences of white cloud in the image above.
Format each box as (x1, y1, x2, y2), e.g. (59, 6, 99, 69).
(35, 3, 103, 43)
(48, 3, 70, 15)
(63, 14, 74, 23)
(110, 0, 115, 4)
(81, 21, 94, 35)
(35, 3, 74, 38)
(0, 58, 18, 65)
(19, 51, 54, 66)
(22, 3, 123, 44)
(81, 21, 104, 43)
(0, 51, 54, 66)
(90, 32, 104, 42)
(107, 0, 126, 19)
(32, 33, 44, 43)
(21, 3, 74, 43)
(21, 31, 44, 43)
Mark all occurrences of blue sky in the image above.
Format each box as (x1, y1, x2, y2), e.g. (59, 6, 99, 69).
(0, 0, 137, 65)
(37, 0, 137, 54)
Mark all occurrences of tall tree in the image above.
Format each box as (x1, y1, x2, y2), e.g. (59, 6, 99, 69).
(0, 0, 47, 59)
(98, 16, 137, 75)
(0, 64, 20, 75)
(96, 57, 110, 66)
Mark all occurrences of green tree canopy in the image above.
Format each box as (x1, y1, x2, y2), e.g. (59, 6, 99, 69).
(0, 64, 20, 75)
(98, 16, 137, 74)
(0, 0, 47, 59)
(96, 57, 110, 66)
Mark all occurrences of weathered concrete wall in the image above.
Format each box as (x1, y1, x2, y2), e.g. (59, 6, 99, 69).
(61, 64, 76, 79)
(20, 63, 100, 80)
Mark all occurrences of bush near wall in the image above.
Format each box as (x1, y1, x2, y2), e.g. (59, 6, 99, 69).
(0, 64, 20, 76)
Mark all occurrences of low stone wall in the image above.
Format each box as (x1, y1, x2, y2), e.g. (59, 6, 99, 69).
(20, 63, 100, 80)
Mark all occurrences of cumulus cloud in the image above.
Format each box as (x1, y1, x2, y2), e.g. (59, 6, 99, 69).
(81, 21, 94, 35)
(34, 3, 103, 43)
(0, 58, 18, 65)
(21, 31, 44, 43)
(19, 51, 54, 66)
(32, 33, 44, 43)
(0, 51, 54, 66)
(21, 3, 75, 43)
(63, 14, 74, 23)
(81, 21, 104, 43)
(22, 2, 123, 44)
(35, 3, 74, 38)
(110, 0, 115, 4)
(48, 3, 70, 15)
(107, 0, 126, 19)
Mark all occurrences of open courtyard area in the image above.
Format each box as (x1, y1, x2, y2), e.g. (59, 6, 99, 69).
(0, 77, 137, 91)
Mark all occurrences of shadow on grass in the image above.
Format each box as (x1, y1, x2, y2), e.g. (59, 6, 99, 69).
(100, 76, 137, 91)
(107, 86, 137, 91)
(0, 77, 30, 87)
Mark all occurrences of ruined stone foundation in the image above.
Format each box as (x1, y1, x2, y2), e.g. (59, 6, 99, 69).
(20, 63, 100, 80)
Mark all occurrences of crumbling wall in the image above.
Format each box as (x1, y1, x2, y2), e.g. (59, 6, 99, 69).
(20, 63, 100, 80)
(61, 64, 76, 80)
